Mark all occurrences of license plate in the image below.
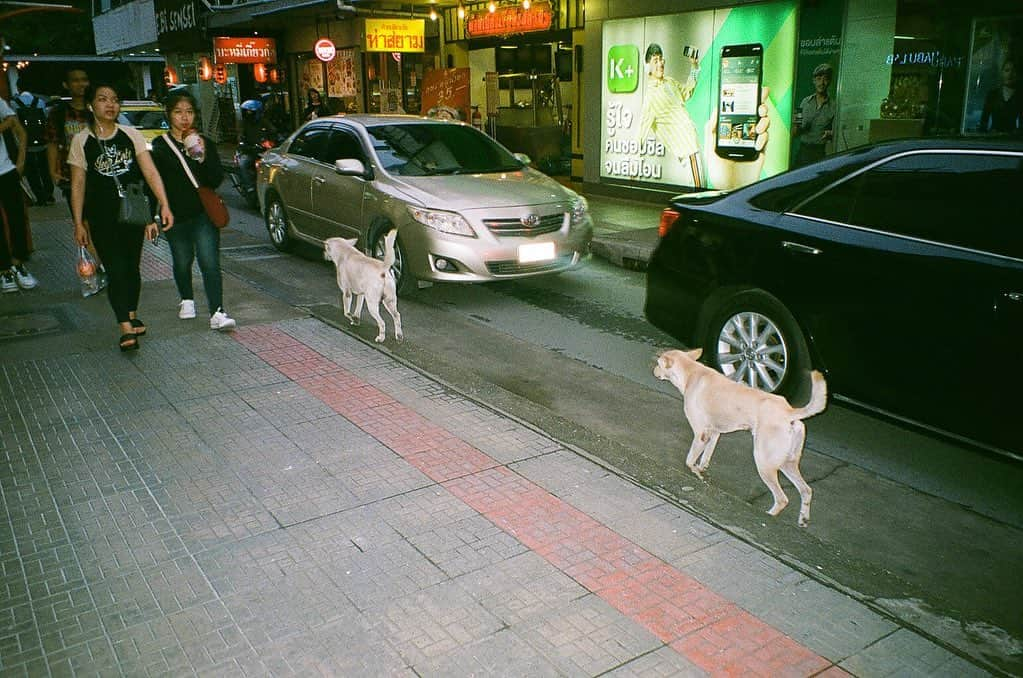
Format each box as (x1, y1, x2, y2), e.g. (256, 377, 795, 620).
(518, 242, 556, 263)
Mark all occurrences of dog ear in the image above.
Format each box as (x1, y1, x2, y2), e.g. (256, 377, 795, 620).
(686, 348, 703, 361)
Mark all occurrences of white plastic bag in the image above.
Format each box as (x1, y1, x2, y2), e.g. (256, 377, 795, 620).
(77, 246, 99, 297)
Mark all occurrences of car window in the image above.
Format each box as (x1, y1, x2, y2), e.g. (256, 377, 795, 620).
(366, 123, 523, 176)
(117, 110, 168, 130)
(322, 129, 365, 165)
(795, 151, 1023, 259)
(288, 126, 331, 161)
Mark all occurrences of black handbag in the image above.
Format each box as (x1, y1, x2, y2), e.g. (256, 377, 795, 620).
(112, 172, 151, 226)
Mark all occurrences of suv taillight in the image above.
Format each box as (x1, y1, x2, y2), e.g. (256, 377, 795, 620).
(658, 209, 680, 238)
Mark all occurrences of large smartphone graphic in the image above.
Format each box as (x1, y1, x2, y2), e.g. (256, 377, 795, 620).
(715, 43, 763, 161)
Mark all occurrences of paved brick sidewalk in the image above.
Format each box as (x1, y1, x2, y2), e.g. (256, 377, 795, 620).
(0, 205, 987, 675)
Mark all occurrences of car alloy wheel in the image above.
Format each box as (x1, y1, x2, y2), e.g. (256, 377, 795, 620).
(715, 311, 789, 393)
(265, 199, 292, 252)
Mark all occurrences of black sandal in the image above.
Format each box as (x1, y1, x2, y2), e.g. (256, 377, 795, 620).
(119, 334, 139, 352)
(130, 318, 147, 336)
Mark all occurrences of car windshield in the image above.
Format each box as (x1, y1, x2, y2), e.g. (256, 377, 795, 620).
(366, 123, 523, 176)
(118, 110, 168, 130)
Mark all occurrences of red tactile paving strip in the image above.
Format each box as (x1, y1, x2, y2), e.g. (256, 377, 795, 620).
(234, 326, 845, 676)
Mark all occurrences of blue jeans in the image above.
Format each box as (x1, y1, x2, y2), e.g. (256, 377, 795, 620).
(166, 212, 223, 314)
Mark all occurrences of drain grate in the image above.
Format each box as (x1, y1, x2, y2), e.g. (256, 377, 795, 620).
(0, 311, 63, 340)
(221, 245, 283, 260)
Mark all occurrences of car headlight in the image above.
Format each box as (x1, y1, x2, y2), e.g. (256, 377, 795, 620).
(407, 206, 476, 237)
(570, 196, 589, 226)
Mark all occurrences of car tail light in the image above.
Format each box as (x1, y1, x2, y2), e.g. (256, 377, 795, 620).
(260, 139, 274, 149)
(658, 209, 680, 238)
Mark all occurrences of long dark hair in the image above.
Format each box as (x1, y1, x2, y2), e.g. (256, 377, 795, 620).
(164, 90, 199, 118)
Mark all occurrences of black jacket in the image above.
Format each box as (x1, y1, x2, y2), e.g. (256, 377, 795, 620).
(149, 133, 224, 220)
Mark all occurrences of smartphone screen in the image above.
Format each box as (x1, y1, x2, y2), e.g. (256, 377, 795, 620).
(715, 43, 763, 161)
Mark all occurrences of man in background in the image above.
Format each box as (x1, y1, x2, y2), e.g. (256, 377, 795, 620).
(793, 63, 835, 167)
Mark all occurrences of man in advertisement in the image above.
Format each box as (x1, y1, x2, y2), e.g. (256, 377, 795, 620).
(636, 44, 704, 187)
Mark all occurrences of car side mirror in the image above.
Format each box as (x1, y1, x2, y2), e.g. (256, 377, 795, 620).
(513, 152, 532, 166)
(335, 158, 370, 178)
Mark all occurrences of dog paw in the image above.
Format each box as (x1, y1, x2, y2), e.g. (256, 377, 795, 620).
(766, 501, 788, 517)
(374, 334, 385, 343)
(687, 466, 704, 480)
(798, 516, 810, 528)
(395, 332, 404, 342)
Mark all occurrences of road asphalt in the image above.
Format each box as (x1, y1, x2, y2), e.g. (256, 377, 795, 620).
(0, 194, 995, 675)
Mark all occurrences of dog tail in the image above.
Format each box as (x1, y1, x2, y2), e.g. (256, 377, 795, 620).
(382, 230, 398, 270)
(790, 370, 828, 420)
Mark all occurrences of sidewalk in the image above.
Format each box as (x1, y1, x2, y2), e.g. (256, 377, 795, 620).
(0, 208, 985, 676)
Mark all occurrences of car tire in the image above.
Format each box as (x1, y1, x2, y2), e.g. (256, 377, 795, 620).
(369, 227, 416, 297)
(265, 195, 293, 252)
(703, 290, 812, 405)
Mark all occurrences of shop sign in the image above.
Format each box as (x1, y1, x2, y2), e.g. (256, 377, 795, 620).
(364, 18, 425, 52)
(314, 38, 336, 62)
(213, 37, 277, 64)
(467, 1, 553, 38)
(154, 0, 206, 52)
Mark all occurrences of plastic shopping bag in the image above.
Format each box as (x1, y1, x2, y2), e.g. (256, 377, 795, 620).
(77, 245, 99, 297)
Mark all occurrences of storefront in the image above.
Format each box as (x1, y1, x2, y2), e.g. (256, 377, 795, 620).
(442, 0, 585, 176)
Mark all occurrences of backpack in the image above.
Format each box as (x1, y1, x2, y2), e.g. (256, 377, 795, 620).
(15, 96, 47, 147)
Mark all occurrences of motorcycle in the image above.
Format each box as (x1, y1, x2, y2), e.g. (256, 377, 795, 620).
(226, 135, 277, 210)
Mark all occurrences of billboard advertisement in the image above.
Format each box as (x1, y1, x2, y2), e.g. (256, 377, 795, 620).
(601, 2, 797, 190)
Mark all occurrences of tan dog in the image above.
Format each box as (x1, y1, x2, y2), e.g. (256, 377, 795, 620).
(323, 231, 403, 343)
(654, 349, 827, 526)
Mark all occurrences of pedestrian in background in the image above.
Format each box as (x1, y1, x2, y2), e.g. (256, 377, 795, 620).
(793, 63, 836, 167)
(0, 99, 35, 294)
(68, 83, 174, 351)
(12, 89, 54, 206)
(149, 90, 235, 331)
(303, 89, 330, 121)
(47, 65, 108, 294)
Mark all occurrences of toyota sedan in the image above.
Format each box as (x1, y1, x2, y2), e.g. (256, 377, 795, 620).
(257, 114, 592, 294)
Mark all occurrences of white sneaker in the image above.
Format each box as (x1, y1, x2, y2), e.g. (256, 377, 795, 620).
(12, 265, 37, 289)
(178, 299, 196, 319)
(0, 271, 16, 293)
(210, 309, 236, 331)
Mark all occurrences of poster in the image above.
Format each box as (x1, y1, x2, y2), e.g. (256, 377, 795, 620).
(327, 48, 358, 98)
(300, 58, 324, 95)
(601, 1, 797, 190)
(963, 15, 1023, 134)
(420, 68, 471, 121)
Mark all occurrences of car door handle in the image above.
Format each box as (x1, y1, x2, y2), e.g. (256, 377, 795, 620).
(313, 176, 327, 184)
(782, 241, 822, 255)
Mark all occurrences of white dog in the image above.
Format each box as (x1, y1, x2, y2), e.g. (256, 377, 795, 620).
(323, 232, 403, 343)
(653, 349, 827, 526)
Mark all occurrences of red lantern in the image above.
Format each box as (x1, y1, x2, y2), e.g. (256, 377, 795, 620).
(163, 66, 179, 86)
(268, 65, 283, 85)
(198, 56, 213, 81)
(253, 62, 269, 83)
(213, 64, 228, 85)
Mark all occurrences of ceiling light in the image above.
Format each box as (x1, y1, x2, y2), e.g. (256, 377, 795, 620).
(429, 7, 437, 20)
(523, 0, 530, 7)
(488, 1, 496, 12)
(457, 3, 465, 19)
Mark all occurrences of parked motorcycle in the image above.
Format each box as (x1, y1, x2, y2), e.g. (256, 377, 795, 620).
(226, 137, 275, 210)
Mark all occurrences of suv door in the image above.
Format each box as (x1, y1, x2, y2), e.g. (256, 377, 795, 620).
(787, 150, 1023, 449)
(275, 124, 332, 236)
(309, 125, 369, 240)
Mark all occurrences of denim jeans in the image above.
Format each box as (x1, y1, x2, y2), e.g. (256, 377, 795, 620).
(166, 211, 223, 314)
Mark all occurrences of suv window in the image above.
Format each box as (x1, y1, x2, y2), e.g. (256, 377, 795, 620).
(322, 129, 365, 165)
(796, 151, 1023, 258)
(288, 126, 331, 161)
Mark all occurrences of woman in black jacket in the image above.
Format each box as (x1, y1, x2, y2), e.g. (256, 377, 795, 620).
(150, 91, 235, 331)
